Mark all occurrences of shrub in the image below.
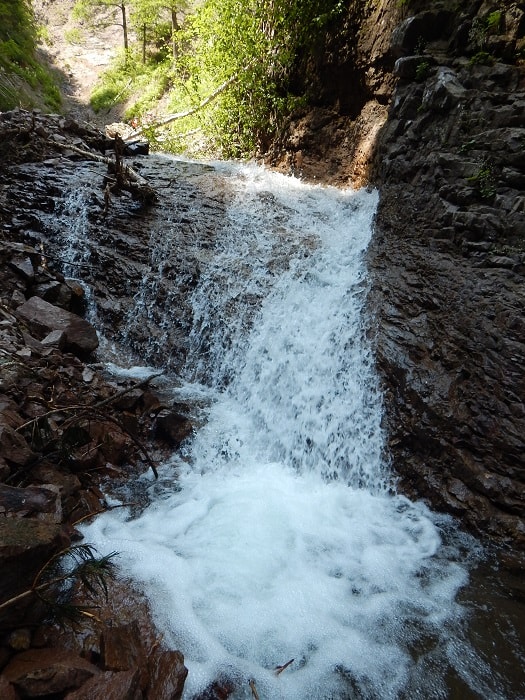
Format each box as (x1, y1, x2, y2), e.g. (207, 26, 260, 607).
(467, 160, 497, 199)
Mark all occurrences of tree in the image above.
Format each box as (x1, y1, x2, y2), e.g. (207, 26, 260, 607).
(130, 0, 189, 61)
(168, 0, 344, 156)
(73, 0, 131, 52)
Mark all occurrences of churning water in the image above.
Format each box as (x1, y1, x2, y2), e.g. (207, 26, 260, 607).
(80, 162, 518, 699)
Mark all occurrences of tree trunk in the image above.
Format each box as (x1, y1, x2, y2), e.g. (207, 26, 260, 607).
(171, 6, 179, 60)
(121, 2, 128, 51)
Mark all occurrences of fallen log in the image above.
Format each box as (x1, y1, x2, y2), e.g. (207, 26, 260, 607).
(54, 142, 158, 204)
(126, 60, 256, 139)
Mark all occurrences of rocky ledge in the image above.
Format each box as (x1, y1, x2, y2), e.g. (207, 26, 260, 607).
(0, 111, 193, 698)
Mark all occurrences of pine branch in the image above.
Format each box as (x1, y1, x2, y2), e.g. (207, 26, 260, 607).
(0, 545, 118, 615)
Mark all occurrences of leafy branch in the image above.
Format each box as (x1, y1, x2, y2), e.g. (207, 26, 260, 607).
(0, 544, 118, 625)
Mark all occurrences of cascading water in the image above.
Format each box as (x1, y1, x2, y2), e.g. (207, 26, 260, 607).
(52, 184, 99, 326)
(81, 162, 508, 699)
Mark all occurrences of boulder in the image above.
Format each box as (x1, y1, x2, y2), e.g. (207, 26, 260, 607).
(391, 10, 454, 56)
(154, 409, 193, 447)
(65, 669, 141, 700)
(0, 519, 70, 629)
(16, 296, 98, 356)
(0, 483, 62, 521)
(3, 648, 99, 697)
(148, 649, 188, 700)
(0, 421, 35, 467)
(394, 55, 433, 80)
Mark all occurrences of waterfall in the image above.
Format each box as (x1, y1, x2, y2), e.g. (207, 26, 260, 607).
(81, 162, 498, 699)
(52, 185, 99, 326)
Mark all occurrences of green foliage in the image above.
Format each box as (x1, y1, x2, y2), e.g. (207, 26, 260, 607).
(459, 137, 477, 154)
(87, 0, 344, 157)
(0, 0, 61, 111)
(415, 60, 431, 81)
(469, 50, 495, 66)
(74, 0, 131, 51)
(35, 544, 118, 627)
(467, 159, 497, 199)
(90, 50, 134, 111)
(0, 543, 118, 628)
(64, 28, 84, 44)
(73, 0, 125, 23)
(90, 48, 172, 113)
(161, 0, 345, 157)
(469, 8, 503, 52)
(486, 10, 502, 32)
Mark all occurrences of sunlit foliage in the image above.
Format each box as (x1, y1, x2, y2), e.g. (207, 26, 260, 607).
(0, 0, 60, 110)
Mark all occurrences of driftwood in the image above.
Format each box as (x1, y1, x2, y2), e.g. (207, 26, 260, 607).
(274, 658, 294, 676)
(54, 141, 158, 204)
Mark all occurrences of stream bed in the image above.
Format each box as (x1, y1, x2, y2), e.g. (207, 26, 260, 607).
(40, 156, 524, 699)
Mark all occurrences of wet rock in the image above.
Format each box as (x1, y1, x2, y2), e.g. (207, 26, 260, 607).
(83, 420, 132, 466)
(67, 488, 104, 524)
(3, 648, 99, 696)
(16, 296, 98, 356)
(0, 676, 16, 700)
(154, 409, 193, 447)
(147, 649, 188, 700)
(0, 457, 10, 481)
(65, 668, 141, 700)
(0, 484, 61, 521)
(30, 463, 82, 497)
(0, 422, 35, 467)
(422, 67, 466, 112)
(0, 519, 70, 607)
(8, 256, 34, 282)
(33, 279, 73, 309)
(124, 141, 149, 156)
(101, 622, 147, 689)
(42, 328, 67, 349)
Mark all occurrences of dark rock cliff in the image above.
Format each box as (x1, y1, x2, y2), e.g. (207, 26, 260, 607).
(268, 0, 525, 562)
(373, 1, 525, 562)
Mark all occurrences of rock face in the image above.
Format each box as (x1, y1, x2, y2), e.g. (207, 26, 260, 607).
(368, 3, 525, 559)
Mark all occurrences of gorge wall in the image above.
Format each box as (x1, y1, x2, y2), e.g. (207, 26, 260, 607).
(1, 1, 524, 694)
(268, 0, 525, 563)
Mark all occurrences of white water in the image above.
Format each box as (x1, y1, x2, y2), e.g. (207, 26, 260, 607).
(83, 163, 475, 699)
(53, 184, 99, 326)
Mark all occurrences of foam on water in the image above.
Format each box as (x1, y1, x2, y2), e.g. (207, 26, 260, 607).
(83, 163, 474, 698)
